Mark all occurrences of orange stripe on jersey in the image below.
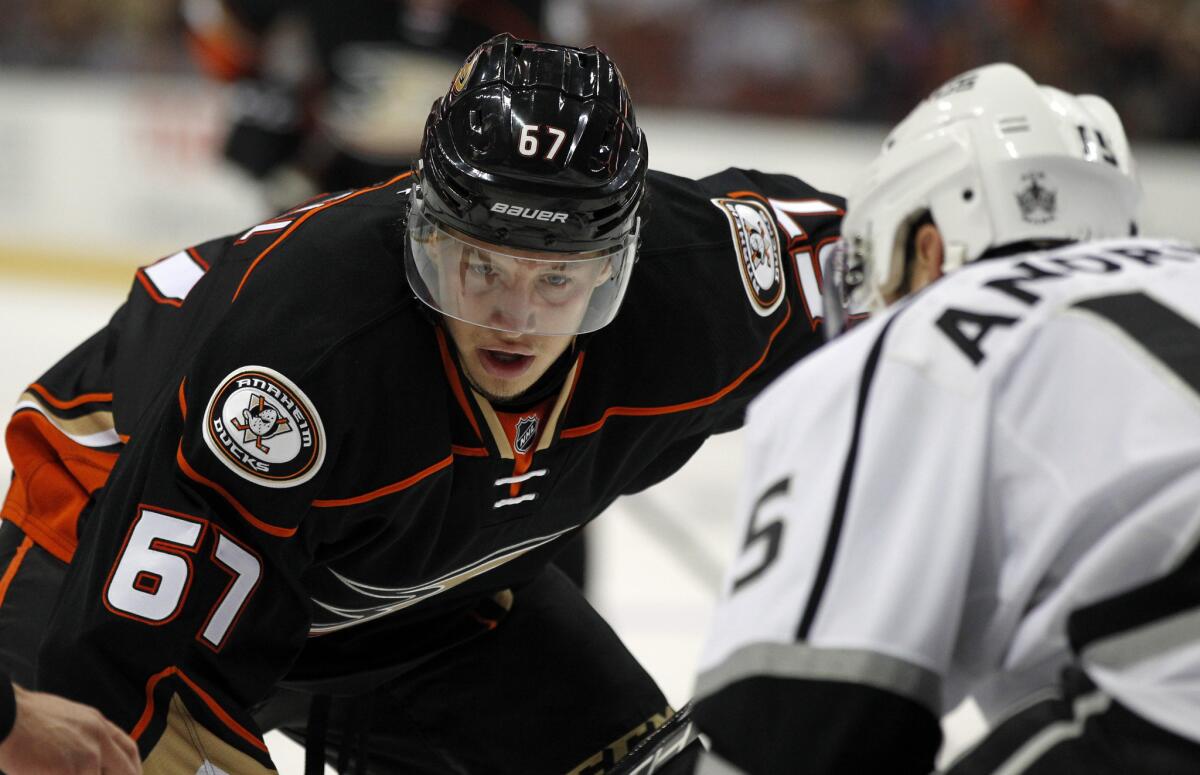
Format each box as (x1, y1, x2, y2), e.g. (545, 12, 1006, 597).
(725, 190, 770, 205)
(174, 444, 297, 538)
(560, 304, 794, 439)
(0, 536, 34, 608)
(1, 411, 120, 563)
(27, 383, 113, 410)
(311, 454, 453, 508)
(187, 247, 210, 271)
(547, 352, 585, 446)
(132, 666, 270, 754)
(435, 326, 484, 442)
(232, 172, 412, 302)
(135, 269, 185, 308)
(451, 445, 489, 457)
(131, 667, 170, 741)
(177, 378, 188, 421)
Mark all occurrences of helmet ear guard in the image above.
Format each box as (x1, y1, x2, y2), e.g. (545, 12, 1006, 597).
(836, 63, 1142, 320)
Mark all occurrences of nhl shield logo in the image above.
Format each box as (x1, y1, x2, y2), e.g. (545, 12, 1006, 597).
(1016, 172, 1057, 224)
(202, 366, 325, 488)
(514, 415, 538, 455)
(711, 197, 785, 317)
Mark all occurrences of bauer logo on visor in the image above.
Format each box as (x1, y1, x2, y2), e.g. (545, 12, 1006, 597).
(489, 202, 570, 223)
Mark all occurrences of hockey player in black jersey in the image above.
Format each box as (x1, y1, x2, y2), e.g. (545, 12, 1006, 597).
(188, 0, 594, 590)
(689, 64, 1200, 774)
(0, 35, 842, 774)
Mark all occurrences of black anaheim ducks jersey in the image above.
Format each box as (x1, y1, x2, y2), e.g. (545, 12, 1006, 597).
(2, 168, 841, 768)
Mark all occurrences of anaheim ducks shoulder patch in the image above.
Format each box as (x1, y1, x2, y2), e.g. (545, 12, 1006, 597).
(202, 366, 325, 488)
(711, 196, 786, 317)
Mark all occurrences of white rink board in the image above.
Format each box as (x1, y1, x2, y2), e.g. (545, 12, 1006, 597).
(0, 71, 1198, 269)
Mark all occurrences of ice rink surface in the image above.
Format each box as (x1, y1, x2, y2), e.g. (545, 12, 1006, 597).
(0, 269, 985, 772)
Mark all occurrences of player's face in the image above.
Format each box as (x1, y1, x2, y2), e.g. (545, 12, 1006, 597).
(433, 231, 613, 336)
(443, 316, 575, 401)
(435, 231, 610, 401)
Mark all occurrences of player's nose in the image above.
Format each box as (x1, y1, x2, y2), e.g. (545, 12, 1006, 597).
(487, 282, 537, 333)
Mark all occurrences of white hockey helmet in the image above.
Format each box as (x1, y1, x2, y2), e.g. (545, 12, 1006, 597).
(826, 63, 1141, 328)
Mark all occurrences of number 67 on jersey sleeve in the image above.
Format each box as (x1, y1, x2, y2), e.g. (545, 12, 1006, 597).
(103, 504, 262, 651)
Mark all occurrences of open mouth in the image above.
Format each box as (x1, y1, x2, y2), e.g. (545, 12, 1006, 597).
(478, 348, 535, 379)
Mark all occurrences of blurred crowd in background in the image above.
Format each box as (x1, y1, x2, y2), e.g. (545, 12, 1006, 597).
(0, 0, 1197, 142)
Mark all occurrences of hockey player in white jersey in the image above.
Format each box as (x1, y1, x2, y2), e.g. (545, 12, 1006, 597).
(690, 63, 1200, 774)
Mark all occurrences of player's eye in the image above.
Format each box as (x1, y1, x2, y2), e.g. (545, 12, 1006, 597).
(465, 251, 497, 276)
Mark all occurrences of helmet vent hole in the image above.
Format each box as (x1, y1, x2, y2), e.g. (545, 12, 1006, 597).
(466, 111, 500, 156)
(998, 115, 1032, 134)
(590, 120, 621, 174)
(963, 189, 975, 202)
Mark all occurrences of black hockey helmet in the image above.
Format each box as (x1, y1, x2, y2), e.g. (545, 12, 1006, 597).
(405, 34, 647, 336)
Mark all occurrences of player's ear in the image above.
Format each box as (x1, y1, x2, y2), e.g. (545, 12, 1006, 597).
(912, 222, 945, 292)
(593, 256, 614, 287)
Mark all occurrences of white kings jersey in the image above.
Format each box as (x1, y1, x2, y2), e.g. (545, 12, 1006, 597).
(691, 237, 1200, 774)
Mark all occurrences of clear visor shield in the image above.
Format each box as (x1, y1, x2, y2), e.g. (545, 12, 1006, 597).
(820, 238, 871, 339)
(405, 198, 637, 336)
